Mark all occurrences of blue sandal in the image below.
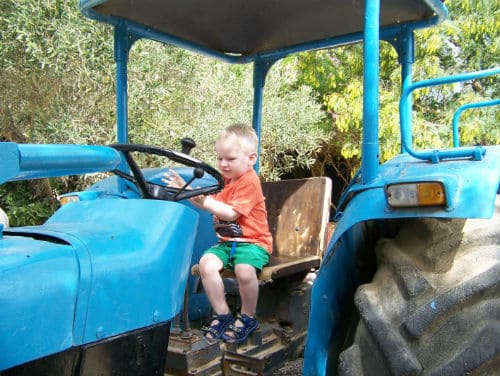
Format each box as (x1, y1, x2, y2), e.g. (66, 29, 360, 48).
(222, 314, 258, 344)
(201, 312, 234, 340)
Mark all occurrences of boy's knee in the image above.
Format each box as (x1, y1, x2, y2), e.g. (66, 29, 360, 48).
(199, 254, 223, 276)
(235, 264, 257, 283)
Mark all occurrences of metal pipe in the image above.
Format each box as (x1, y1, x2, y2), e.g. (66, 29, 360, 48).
(452, 99, 500, 147)
(400, 67, 500, 161)
(400, 27, 414, 154)
(361, 0, 380, 184)
(1, 143, 121, 183)
(114, 23, 130, 145)
(252, 58, 276, 174)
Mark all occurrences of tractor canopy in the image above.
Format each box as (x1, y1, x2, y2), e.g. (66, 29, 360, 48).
(79, 0, 447, 61)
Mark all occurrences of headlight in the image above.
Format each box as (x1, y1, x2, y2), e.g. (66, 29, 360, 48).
(386, 182, 446, 208)
(58, 195, 81, 205)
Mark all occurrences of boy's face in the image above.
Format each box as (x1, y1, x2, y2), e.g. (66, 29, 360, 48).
(215, 136, 257, 181)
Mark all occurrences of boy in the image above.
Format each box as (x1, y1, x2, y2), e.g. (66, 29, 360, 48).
(163, 123, 272, 343)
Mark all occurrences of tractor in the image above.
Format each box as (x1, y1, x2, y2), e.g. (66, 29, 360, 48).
(1, 0, 498, 375)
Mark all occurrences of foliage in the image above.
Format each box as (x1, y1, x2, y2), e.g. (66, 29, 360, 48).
(0, 0, 498, 224)
(293, 0, 499, 177)
(0, 182, 57, 226)
(414, 0, 500, 148)
(0, 0, 326, 224)
(0, 0, 116, 144)
(125, 42, 327, 181)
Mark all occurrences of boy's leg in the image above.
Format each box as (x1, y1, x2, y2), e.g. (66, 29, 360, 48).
(230, 243, 269, 320)
(199, 253, 229, 315)
(223, 263, 259, 340)
(234, 263, 259, 317)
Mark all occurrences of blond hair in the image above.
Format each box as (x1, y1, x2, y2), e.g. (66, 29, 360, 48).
(217, 123, 258, 153)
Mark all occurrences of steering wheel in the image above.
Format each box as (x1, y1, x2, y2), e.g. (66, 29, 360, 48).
(110, 143, 224, 201)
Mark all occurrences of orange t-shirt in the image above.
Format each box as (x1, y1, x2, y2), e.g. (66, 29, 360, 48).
(212, 169, 273, 253)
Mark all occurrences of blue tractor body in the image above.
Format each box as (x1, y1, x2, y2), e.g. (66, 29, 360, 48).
(0, 145, 200, 372)
(305, 145, 500, 374)
(0, 198, 198, 371)
(1, 0, 498, 374)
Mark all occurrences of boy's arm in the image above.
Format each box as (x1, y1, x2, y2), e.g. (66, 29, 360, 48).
(199, 196, 239, 221)
(162, 169, 239, 220)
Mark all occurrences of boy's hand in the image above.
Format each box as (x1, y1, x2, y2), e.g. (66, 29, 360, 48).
(163, 170, 235, 218)
(162, 169, 207, 207)
(161, 169, 186, 189)
(190, 194, 207, 207)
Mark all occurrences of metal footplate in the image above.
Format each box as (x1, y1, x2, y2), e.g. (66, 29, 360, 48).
(165, 323, 306, 375)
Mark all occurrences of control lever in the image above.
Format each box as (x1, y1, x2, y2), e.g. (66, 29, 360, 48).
(171, 168, 205, 200)
(180, 138, 196, 155)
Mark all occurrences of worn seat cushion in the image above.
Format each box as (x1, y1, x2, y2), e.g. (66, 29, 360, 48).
(192, 177, 332, 281)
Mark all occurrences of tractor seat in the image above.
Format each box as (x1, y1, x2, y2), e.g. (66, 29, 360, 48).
(191, 177, 332, 281)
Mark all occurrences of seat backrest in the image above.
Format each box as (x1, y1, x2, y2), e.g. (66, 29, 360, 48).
(262, 177, 332, 259)
(191, 176, 332, 281)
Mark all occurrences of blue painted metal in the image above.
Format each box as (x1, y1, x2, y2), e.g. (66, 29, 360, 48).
(0, 199, 198, 370)
(452, 99, 500, 147)
(400, 67, 500, 161)
(85, 167, 220, 320)
(305, 145, 500, 374)
(252, 58, 277, 173)
(113, 23, 137, 193)
(0, 236, 77, 370)
(58, 189, 107, 201)
(133, 168, 220, 320)
(252, 59, 266, 175)
(114, 23, 131, 145)
(303, 221, 368, 375)
(361, 0, 380, 185)
(399, 28, 415, 154)
(0, 143, 121, 184)
(8, 0, 497, 374)
(0, 142, 20, 184)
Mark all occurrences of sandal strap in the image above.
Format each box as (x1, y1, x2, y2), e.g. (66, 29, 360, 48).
(224, 314, 258, 340)
(201, 312, 234, 339)
(215, 312, 233, 321)
(236, 314, 257, 327)
(201, 326, 220, 336)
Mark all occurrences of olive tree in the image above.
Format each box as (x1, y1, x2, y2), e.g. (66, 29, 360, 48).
(0, 0, 326, 224)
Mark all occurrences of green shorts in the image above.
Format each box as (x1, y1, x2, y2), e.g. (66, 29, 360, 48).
(204, 242, 270, 271)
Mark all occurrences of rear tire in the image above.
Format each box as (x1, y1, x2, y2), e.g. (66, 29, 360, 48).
(339, 196, 500, 375)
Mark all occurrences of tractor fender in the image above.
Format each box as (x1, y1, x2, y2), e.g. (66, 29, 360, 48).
(304, 146, 500, 375)
(0, 199, 198, 370)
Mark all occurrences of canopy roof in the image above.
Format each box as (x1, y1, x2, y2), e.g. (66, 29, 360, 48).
(80, 0, 447, 59)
